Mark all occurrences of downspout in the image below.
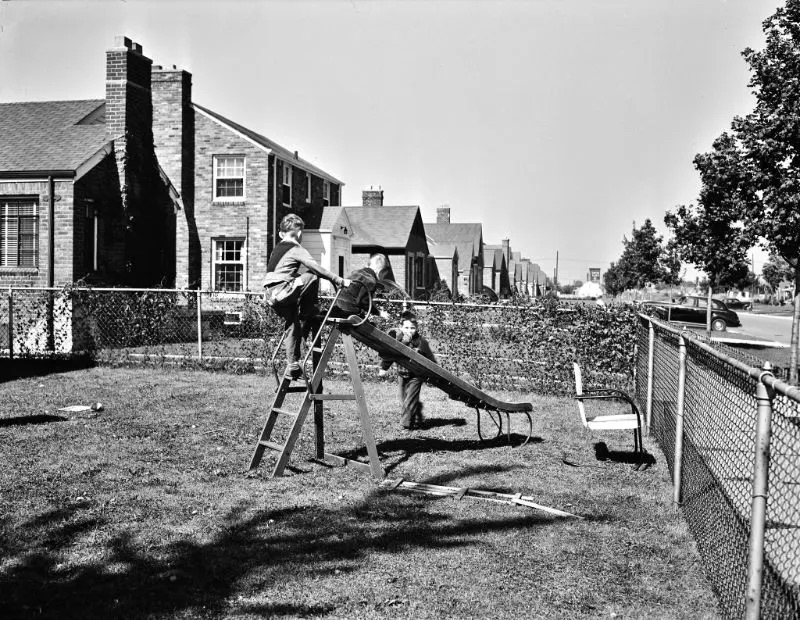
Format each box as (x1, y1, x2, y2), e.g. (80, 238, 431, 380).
(48, 176, 55, 287)
(47, 176, 55, 351)
(272, 155, 278, 255)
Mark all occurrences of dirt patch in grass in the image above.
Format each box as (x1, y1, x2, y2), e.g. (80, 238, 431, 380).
(0, 367, 719, 619)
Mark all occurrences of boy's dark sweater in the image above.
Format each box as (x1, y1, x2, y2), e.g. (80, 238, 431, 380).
(333, 267, 380, 316)
(381, 330, 436, 378)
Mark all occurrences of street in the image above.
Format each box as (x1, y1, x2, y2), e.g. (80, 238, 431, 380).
(730, 312, 793, 346)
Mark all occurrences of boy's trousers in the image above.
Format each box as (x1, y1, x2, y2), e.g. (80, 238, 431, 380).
(399, 375, 423, 428)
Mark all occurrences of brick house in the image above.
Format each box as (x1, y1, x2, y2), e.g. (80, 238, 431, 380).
(482, 243, 511, 298)
(429, 242, 459, 297)
(0, 35, 343, 292)
(0, 39, 179, 288)
(180, 104, 343, 291)
(344, 189, 434, 300)
(425, 206, 483, 296)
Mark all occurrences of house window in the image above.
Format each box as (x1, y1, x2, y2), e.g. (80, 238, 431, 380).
(213, 238, 245, 291)
(323, 180, 330, 207)
(306, 173, 312, 203)
(282, 164, 292, 205)
(415, 256, 424, 288)
(338, 255, 344, 277)
(0, 198, 38, 267)
(213, 156, 245, 200)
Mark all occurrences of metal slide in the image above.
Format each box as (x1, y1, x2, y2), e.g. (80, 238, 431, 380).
(336, 317, 533, 417)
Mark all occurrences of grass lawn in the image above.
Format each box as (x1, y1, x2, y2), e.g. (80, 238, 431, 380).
(0, 365, 719, 619)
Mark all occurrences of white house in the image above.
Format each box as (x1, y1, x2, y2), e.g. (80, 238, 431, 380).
(303, 206, 354, 293)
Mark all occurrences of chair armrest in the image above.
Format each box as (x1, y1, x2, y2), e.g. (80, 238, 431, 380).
(574, 391, 642, 426)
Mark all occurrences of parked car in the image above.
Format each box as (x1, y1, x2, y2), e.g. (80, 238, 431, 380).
(645, 296, 741, 331)
(723, 297, 752, 311)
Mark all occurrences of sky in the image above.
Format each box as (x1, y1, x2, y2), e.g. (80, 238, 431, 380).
(0, 0, 782, 283)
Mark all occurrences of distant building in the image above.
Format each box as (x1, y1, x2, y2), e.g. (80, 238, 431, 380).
(344, 190, 434, 299)
(425, 206, 483, 296)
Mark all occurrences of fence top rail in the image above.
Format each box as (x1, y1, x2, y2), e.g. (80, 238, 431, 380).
(6, 287, 577, 312)
(640, 313, 800, 403)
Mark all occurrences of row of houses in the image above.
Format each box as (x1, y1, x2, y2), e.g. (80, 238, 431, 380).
(0, 36, 548, 300)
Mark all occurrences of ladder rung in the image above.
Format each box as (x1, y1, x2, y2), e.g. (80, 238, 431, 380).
(259, 440, 284, 452)
(284, 386, 307, 393)
(312, 347, 324, 353)
(272, 407, 297, 417)
(307, 393, 357, 401)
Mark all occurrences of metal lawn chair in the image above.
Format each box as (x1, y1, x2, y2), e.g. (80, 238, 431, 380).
(573, 362, 644, 465)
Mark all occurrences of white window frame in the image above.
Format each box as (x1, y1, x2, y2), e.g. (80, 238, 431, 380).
(323, 180, 331, 207)
(212, 155, 246, 202)
(282, 163, 292, 206)
(212, 237, 246, 292)
(306, 173, 312, 203)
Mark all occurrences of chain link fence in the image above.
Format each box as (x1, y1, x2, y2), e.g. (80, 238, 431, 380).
(1, 287, 637, 395)
(636, 315, 800, 619)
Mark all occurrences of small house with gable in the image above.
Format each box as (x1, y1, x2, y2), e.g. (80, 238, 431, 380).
(425, 206, 483, 296)
(344, 188, 434, 299)
(302, 206, 354, 294)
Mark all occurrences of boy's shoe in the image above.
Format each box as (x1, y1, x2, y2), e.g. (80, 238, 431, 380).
(285, 363, 303, 380)
(413, 404, 425, 429)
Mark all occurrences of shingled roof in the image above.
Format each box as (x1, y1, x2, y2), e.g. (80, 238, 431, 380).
(425, 222, 482, 269)
(344, 206, 424, 250)
(0, 99, 108, 173)
(484, 244, 505, 270)
(194, 104, 343, 185)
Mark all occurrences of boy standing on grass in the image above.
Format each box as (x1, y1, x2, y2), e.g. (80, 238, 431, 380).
(263, 214, 350, 379)
(378, 311, 437, 430)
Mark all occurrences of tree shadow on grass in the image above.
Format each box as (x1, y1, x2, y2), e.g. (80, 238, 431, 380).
(0, 466, 556, 619)
(0, 414, 67, 427)
(0, 357, 95, 383)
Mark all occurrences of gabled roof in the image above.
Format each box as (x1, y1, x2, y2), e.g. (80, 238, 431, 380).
(317, 206, 352, 235)
(425, 222, 482, 268)
(344, 206, 423, 250)
(430, 243, 458, 260)
(0, 99, 109, 173)
(193, 104, 343, 185)
(484, 245, 504, 270)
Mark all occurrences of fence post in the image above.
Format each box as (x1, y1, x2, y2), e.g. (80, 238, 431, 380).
(646, 320, 655, 434)
(196, 289, 203, 361)
(745, 362, 774, 620)
(673, 331, 687, 504)
(7, 288, 13, 360)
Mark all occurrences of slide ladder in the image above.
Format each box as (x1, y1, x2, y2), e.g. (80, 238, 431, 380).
(248, 321, 384, 479)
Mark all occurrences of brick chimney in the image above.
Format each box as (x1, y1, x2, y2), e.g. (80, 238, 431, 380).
(152, 63, 196, 288)
(437, 205, 451, 224)
(362, 186, 384, 207)
(106, 36, 153, 165)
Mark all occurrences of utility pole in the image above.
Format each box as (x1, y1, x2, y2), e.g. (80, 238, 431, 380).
(554, 251, 559, 291)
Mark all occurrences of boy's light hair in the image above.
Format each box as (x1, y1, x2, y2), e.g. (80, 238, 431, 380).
(280, 213, 305, 234)
(369, 252, 388, 272)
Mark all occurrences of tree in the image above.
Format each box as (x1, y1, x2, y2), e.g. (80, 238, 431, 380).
(620, 219, 668, 289)
(603, 219, 676, 298)
(736, 1, 800, 380)
(665, 132, 756, 290)
(762, 254, 794, 297)
(603, 261, 627, 297)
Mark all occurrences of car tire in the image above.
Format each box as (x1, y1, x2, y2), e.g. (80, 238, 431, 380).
(711, 318, 727, 332)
